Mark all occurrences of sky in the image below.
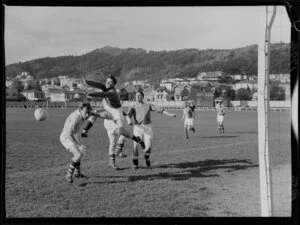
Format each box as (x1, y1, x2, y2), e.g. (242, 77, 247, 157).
(5, 6, 291, 65)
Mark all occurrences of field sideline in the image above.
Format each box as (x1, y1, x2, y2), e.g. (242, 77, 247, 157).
(5, 108, 291, 217)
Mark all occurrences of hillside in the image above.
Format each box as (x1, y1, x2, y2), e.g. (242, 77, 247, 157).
(5, 43, 290, 82)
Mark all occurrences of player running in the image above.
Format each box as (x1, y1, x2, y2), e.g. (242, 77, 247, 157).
(215, 100, 225, 133)
(60, 102, 111, 183)
(81, 74, 145, 167)
(126, 88, 176, 169)
(181, 101, 196, 139)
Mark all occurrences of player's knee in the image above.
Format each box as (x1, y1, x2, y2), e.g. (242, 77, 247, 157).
(73, 151, 82, 161)
(144, 147, 151, 154)
(116, 127, 125, 136)
(110, 141, 116, 149)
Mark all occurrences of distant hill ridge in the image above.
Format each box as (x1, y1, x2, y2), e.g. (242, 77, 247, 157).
(6, 43, 290, 82)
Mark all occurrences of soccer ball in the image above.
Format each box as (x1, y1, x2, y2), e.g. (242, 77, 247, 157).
(34, 108, 48, 121)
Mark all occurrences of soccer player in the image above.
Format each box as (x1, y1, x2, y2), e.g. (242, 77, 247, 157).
(181, 101, 196, 139)
(81, 74, 145, 167)
(60, 102, 111, 183)
(126, 88, 176, 169)
(83, 108, 129, 169)
(215, 101, 225, 133)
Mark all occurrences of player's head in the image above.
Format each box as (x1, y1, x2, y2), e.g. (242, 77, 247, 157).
(136, 88, 144, 102)
(106, 73, 117, 89)
(80, 102, 92, 119)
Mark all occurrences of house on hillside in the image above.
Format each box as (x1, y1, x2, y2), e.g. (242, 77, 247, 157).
(6, 79, 14, 88)
(45, 88, 73, 102)
(197, 71, 224, 81)
(160, 81, 176, 91)
(173, 84, 191, 101)
(41, 84, 61, 92)
(270, 74, 290, 83)
(189, 83, 214, 107)
(200, 71, 224, 82)
(144, 87, 157, 102)
(21, 89, 45, 101)
(227, 74, 248, 81)
(234, 80, 258, 91)
(154, 87, 172, 101)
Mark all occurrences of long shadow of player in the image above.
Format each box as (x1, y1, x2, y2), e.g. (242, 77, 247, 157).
(127, 159, 258, 182)
(78, 159, 258, 186)
(200, 135, 238, 138)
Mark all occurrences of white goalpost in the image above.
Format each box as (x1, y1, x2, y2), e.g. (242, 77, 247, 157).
(257, 5, 277, 217)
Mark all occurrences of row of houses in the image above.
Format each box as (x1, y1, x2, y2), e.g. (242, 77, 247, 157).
(6, 71, 290, 103)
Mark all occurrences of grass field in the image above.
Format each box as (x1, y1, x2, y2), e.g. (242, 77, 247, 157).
(5, 107, 291, 217)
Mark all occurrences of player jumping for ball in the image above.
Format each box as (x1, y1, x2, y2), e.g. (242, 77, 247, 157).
(181, 101, 196, 139)
(60, 102, 111, 183)
(82, 107, 129, 169)
(215, 100, 225, 133)
(126, 88, 176, 169)
(81, 74, 145, 167)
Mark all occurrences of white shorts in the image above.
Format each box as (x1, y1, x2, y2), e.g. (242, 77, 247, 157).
(103, 100, 124, 121)
(217, 115, 224, 123)
(133, 124, 153, 140)
(60, 133, 80, 151)
(184, 118, 194, 127)
(104, 119, 118, 136)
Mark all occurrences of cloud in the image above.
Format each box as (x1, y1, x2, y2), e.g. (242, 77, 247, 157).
(4, 6, 291, 65)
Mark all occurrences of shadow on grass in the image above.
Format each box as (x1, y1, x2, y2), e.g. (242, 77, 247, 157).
(127, 159, 258, 182)
(225, 131, 257, 134)
(200, 135, 237, 138)
(80, 159, 258, 186)
(128, 159, 258, 182)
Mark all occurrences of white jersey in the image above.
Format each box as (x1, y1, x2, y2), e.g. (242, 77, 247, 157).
(60, 109, 85, 142)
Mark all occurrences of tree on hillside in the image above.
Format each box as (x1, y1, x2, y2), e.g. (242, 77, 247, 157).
(236, 88, 252, 101)
(270, 84, 286, 100)
(11, 79, 24, 92)
(219, 76, 235, 84)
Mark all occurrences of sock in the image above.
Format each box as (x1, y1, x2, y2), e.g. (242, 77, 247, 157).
(109, 154, 115, 162)
(67, 161, 78, 176)
(83, 121, 93, 132)
(132, 135, 140, 143)
(184, 129, 188, 138)
(74, 161, 81, 175)
(115, 143, 124, 154)
(144, 154, 150, 160)
(133, 159, 139, 166)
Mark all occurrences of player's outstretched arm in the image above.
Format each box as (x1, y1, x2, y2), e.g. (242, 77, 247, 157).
(89, 111, 112, 120)
(162, 110, 176, 117)
(82, 78, 107, 91)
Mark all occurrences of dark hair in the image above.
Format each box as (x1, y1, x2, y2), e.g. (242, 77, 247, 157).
(107, 73, 117, 85)
(80, 102, 92, 111)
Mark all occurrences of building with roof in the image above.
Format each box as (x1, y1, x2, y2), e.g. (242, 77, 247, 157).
(173, 84, 191, 101)
(234, 80, 258, 91)
(21, 89, 45, 101)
